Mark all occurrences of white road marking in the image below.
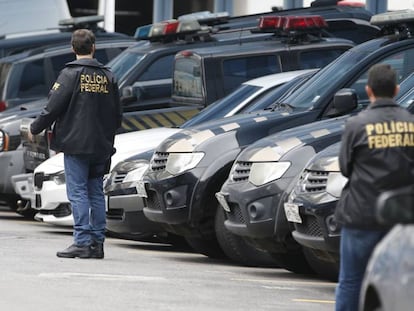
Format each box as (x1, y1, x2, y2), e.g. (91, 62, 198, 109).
(38, 272, 166, 282)
(231, 277, 336, 287)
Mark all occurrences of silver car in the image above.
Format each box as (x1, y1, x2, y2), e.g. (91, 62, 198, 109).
(359, 185, 414, 311)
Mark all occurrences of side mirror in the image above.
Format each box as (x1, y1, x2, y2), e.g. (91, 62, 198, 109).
(376, 184, 414, 225)
(327, 88, 358, 117)
(120, 86, 141, 105)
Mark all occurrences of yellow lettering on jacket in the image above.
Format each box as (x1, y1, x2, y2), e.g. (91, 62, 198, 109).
(79, 73, 109, 93)
(366, 120, 414, 149)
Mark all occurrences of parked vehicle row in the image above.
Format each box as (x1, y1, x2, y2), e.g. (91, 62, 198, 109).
(8, 3, 378, 218)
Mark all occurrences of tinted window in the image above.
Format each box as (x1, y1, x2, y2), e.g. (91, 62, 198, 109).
(15, 59, 47, 98)
(94, 49, 110, 65)
(299, 49, 346, 69)
(222, 55, 281, 94)
(108, 51, 144, 81)
(50, 53, 74, 79)
(181, 84, 261, 128)
(349, 49, 414, 103)
(140, 54, 174, 81)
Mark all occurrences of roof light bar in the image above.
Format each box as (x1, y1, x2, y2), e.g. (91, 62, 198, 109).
(151, 20, 180, 37)
(258, 15, 327, 32)
(371, 9, 414, 26)
(178, 11, 230, 25)
(134, 19, 202, 40)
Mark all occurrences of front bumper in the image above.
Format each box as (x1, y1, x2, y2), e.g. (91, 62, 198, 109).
(291, 199, 340, 253)
(34, 210, 73, 227)
(11, 173, 35, 206)
(220, 176, 294, 239)
(34, 179, 68, 211)
(142, 168, 203, 226)
(0, 149, 25, 194)
(105, 182, 164, 235)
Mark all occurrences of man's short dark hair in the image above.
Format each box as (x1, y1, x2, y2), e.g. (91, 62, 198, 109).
(71, 29, 95, 55)
(367, 63, 397, 98)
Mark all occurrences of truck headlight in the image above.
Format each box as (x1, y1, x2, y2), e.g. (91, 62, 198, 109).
(123, 163, 149, 182)
(0, 130, 9, 151)
(326, 172, 348, 198)
(166, 152, 204, 175)
(248, 162, 291, 186)
(51, 171, 66, 185)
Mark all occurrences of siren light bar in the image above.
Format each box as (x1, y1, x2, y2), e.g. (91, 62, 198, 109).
(178, 11, 230, 25)
(370, 9, 414, 26)
(258, 15, 328, 32)
(134, 19, 202, 40)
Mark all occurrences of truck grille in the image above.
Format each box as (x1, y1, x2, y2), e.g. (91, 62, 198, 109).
(150, 152, 169, 171)
(295, 215, 323, 237)
(145, 190, 162, 211)
(230, 161, 252, 182)
(297, 169, 329, 193)
(112, 172, 127, 184)
(226, 203, 246, 224)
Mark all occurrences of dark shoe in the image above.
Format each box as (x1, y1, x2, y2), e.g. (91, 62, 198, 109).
(90, 241, 104, 259)
(56, 244, 91, 258)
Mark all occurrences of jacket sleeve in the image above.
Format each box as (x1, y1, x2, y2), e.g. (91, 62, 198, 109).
(338, 118, 357, 178)
(30, 69, 75, 135)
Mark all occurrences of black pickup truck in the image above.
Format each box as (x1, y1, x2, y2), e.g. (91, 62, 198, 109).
(140, 10, 414, 267)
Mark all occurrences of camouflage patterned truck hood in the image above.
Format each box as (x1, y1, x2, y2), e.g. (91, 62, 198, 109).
(305, 141, 341, 172)
(235, 116, 347, 162)
(156, 108, 321, 153)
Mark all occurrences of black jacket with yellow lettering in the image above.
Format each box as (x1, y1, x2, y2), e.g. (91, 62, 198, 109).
(31, 58, 122, 159)
(335, 98, 414, 229)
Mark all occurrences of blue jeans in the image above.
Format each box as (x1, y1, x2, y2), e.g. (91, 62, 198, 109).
(335, 227, 386, 311)
(64, 154, 107, 246)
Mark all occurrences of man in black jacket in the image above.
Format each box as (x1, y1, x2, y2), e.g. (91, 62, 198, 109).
(334, 64, 414, 310)
(30, 29, 122, 259)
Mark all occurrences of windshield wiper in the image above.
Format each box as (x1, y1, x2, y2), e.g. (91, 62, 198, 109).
(269, 102, 295, 112)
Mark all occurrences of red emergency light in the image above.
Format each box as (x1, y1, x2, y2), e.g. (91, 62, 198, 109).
(337, 1, 365, 7)
(258, 15, 327, 32)
(180, 50, 193, 57)
(151, 20, 180, 37)
(0, 100, 6, 112)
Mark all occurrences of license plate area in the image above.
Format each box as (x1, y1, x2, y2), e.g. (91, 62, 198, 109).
(283, 202, 302, 223)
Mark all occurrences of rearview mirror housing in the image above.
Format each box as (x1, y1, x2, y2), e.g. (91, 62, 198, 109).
(327, 88, 358, 117)
(120, 86, 141, 105)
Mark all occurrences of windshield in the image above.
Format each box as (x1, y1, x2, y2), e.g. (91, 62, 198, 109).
(107, 51, 145, 81)
(241, 71, 317, 113)
(396, 73, 414, 109)
(282, 50, 371, 109)
(181, 84, 260, 128)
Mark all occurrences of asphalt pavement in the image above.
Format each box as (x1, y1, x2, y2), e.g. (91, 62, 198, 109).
(0, 205, 337, 311)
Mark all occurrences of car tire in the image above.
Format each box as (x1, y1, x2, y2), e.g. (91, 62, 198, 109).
(304, 247, 339, 282)
(269, 244, 315, 274)
(303, 247, 339, 281)
(7, 198, 36, 219)
(184, 235, 227, 259)
(215, 206, 279, 267)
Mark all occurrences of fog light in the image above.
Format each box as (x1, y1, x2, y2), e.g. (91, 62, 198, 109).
(248, 202, 264, 220)
(325, 215, 339, 233)
(164, 186, 187, 207)
(165, 191, 175, 206)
